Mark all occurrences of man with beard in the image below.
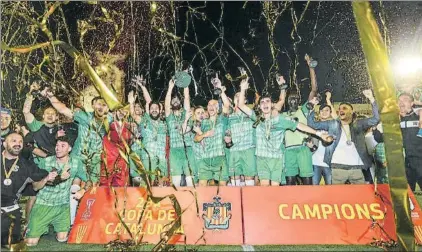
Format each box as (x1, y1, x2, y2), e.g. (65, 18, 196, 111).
(100, 108, 135, 187)
(308, 90, 380, 184)
(165, 79, 195, 187)
(1, 133, 57, 247)
(25, 137, 89, 246)
(398, 93, 422, 191)
(282, 54, 319, 185)
(41, 88, 111, 185)
(130, 76, 168, 186)
(238, 79, 332, 186)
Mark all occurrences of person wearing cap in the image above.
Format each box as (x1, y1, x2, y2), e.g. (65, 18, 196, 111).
(25, 137, 90, 246)
(281, 54, 319, 186)
(164, 78, 195, 187)
(1, 133, 57, 248)
(0, 107, 12, 147)
(129, 75, 169, 186)
(238, 78, 333, 186)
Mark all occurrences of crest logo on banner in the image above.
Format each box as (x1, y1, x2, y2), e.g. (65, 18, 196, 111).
(202, 196, 232, 230)
(82, 199, 95, 220)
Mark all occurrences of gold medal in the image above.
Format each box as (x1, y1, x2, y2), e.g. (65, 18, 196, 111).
(2, 151, 19, 187)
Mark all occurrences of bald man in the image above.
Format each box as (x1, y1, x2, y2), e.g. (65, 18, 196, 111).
(194, 98, 230, 186)
(1, 133, 56, 247)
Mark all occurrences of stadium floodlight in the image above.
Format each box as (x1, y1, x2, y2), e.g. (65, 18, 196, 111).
(394, 56, 422, 76)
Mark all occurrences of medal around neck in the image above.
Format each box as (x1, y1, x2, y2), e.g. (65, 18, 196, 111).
(4, 178, 12, 186)
(174, 71, 192, 88)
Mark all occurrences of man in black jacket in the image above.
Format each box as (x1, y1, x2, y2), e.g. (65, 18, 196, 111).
(1, 133, 57, 247)
(398, 93, 422, 191)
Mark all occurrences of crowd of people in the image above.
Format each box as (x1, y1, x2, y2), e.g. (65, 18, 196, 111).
(1, 54, 422, 247)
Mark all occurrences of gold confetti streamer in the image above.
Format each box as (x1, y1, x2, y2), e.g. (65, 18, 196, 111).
(352, 2, 414, 250)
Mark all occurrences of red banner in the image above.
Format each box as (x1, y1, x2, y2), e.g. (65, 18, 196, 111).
(68, 187, 243, 245)
(242, 184, 397, 245)
(69, 185, 422, 245)
(409, 189, 422, 244)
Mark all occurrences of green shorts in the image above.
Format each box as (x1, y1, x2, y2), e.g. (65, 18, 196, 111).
(169, 147, 196, 177)
(25, 203, 70, 238)
(284, 145, 313, 178)
(257, 156, 284, 183)
(228, 148, 257, 177)
(197, 156, 229, 181)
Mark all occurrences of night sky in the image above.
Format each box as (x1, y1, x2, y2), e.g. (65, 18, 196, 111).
(2, 1, 422, 112)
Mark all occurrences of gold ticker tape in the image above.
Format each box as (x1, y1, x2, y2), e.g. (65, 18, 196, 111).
(352, 2, 414, 251)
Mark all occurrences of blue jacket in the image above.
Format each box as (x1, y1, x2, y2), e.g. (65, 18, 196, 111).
(307, 102, 380, 170)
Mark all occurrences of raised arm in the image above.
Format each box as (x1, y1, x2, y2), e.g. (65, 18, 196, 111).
(238, 78, 253, 117)
(220, 86, 231, 115)
(325, 91, 338, 119)
(183, 86, 191, 112)
(182, 109, 192, 134)
(305, 54, 318, 101)
(132, 75, 152, 113)
(127, 90, 136, 119)
(273, 75, 287, 112)
(357, 89, 380, 131)
(23, 85, 36, 124)
(307, 110, 332, 131)
(41, 88, 73, 119)
(165, 79, 175, 117)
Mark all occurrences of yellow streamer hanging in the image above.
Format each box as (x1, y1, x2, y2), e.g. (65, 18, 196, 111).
(352, 2, 414, 251)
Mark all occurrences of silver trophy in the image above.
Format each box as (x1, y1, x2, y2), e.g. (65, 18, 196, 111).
(211, 73, 222, 95)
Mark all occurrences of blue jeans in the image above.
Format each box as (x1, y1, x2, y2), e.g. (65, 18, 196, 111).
(313, 165, 332, 185)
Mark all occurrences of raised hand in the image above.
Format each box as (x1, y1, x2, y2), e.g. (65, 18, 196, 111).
(40, 87, 54, 98)
(128, 90, 137, 104)
(309, 96, 320, 106)
(132, 75, 146, 87)
(276, 74, 286, 86)
(30, 82, 41, 93)
(211, 73, 222, 89)
(363, 89, 375, 102)
(240, 77, 250, 91)
(305, 54, 312, 66)
(169, 78, 175, 89)
(325, 91, 332, 100)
